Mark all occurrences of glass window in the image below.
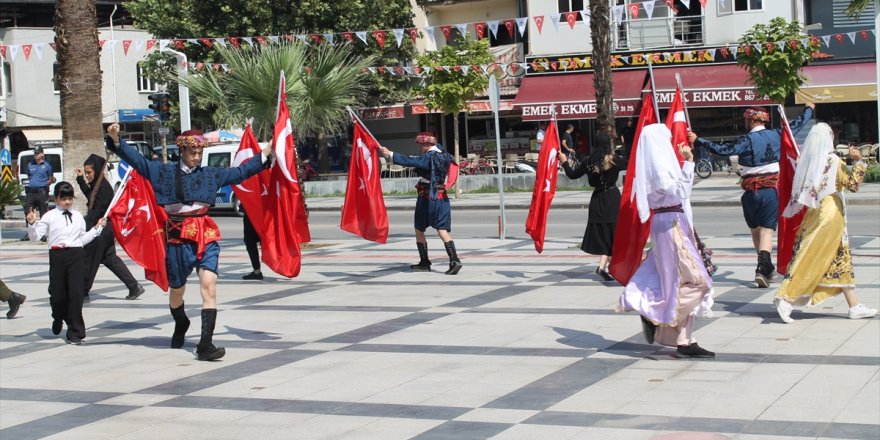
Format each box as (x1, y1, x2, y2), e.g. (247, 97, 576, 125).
(734, 0, 762, 11)
(2, 61, 11, 95)
(558, 0, 585, 16)
(136, 63, 158, 92)
(207, 152, 230, 168)
(52, 62, 60, 93)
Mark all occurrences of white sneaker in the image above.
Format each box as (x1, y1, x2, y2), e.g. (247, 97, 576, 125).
(848, 304, 877, 320)
(775, 297, 795, 324)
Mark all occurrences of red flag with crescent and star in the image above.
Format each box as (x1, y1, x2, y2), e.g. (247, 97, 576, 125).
(231, 123, 270, 242)
(340, 117, 389, 243)
(776, 105, 805, 275)
(525, 117, 560, 253)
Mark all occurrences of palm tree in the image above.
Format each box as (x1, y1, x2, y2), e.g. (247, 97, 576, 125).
(53, 0, 105, 212)
(845, 0, 876, 17)
(589, 0, 614, 133)
(179, 41, 374, 173)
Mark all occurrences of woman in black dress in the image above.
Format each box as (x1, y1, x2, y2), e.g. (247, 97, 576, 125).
(559, 131, 624, 280)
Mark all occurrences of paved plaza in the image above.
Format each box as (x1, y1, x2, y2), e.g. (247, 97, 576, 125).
(1, 215, 879, 439)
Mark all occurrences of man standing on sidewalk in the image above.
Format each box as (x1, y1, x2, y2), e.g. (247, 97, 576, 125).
(688, 102, 814, 287)
(21, 146, 55, 241)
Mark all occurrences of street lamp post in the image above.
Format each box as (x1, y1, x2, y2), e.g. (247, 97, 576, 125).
(159, 47, 191, 132)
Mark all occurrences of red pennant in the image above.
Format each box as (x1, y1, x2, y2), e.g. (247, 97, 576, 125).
(413, 66, 423, 75)
(195, 63, 204, 71)
(720, 47, 729, 57)
(173, 39, 185, 50)
(396, 66, 405, 75)
(309, 34, 322, 44)
(629, 4, 640, 18)
(98, 40, 106, 48)
(49, 43, 57, 52)
(22, 44, 32, 60)
(765, 42, 774, 52)
(564, 12, 578, 29)
(503, 19, 515, 37)
(534, 16, 544, 34)
(743, 45, 751, 56)
(0, 46, 6, 59)
(699, 0, 707, 6)
(377, 66, 386, 74)
(146, 40, 156, 51)
(255, 36, 267, 45)
(835, 33, 844, 43)
(550, 61, 558, 70)
(810, 36, 820, 47)
(789, 40, 799, 50)
(372, 30, 386, 48)
(440, 25, 453, 41)
(452, 65, 461, 71)
(229, 37, 240, 48)
(122, 40, 132, 55)
(860, 31, 869, 41)
(408, 28, 419, 43)
(664, 0, 674, 7)
(342, 32, 354, 42)
(213, 64, 221, 71)
(474, 22, 486, 39)
(198, 38, 213, 48)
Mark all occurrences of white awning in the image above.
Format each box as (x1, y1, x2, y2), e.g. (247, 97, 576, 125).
(20, 128, 63, 143)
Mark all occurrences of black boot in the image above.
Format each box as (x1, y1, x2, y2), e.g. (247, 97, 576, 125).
(444, 241, 463, 275)
(410, 242, 431, 272)
(676, 343, 715, 359)
(7, 293, 26, 319)
(170, 304, 190, 349)
(640, 315, 656, 344)
(754, 251, 775, 288)
(195, 309, 226, 361)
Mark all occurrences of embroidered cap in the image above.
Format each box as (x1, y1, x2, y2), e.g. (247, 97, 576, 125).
(743, 107, 770, 123)
(176, 130, 207, 150)
(415, 132, 436, 144)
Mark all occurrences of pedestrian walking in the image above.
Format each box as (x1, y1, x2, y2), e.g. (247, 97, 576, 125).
(774, 123, 877, 323)
(618, 124, 715, 359)
(75, 154, 145, 302)
(688, 103, 814, 288)
(26, 181, 105, 344)
(378, 132, 462, 275)
(106, 124, 272, 361)
(558, 128, 624, 280)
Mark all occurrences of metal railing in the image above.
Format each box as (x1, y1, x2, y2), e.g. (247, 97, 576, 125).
(614, 15, 705, 51)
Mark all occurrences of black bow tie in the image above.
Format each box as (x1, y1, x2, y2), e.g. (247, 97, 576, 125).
(63, 210, 72, 224)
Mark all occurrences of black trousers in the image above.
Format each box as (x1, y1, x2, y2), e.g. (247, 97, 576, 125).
(83, 227, 138, 295)
(49, 247, 86, 340)
(24, 187, 49, 216)
(243, 214, 261, 271)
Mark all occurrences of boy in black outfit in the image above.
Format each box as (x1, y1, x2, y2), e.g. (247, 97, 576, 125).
(26, 181, 105, 344)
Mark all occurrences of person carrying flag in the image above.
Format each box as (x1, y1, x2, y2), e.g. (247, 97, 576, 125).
(688, 102, 814, 288)
(105, 123, 272, 361)
(378, 132, 462, 275)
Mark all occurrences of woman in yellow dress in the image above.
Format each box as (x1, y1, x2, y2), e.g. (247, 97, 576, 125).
(775, 122, 876, 323)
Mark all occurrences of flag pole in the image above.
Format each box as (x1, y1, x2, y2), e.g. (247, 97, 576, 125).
(674, 72, 692, 130)
(646, 58, 661, 123)
(102, 166, 134, 220)
(346, 106, 381, 144)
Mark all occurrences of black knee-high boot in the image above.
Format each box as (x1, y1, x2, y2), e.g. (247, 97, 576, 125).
(170, 303, 190, 349)
(195, 309, 226, 361)
(410, 242, 431, 272)
(444, 241, 463, 275)
(754, 250, 775, 288)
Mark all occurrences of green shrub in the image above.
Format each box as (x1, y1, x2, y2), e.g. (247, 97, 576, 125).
(0, 179, 24, 219)
(864, 164, 880, 183)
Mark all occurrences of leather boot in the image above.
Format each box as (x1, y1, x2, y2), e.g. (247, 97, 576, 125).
(754, 251, 775, 288)
(195, 309, 226, 361)
(410, 242, 431, 272)
(170, 304, 190, 349)
(7, 292, 26, 319)
(444, 241, 463, 275)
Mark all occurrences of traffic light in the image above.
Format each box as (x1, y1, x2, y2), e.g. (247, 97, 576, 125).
(148, 92, 171, 121)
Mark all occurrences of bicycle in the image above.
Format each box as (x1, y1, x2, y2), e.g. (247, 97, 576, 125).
(695, 155, 734, 179)
(458, 157, 495, 175)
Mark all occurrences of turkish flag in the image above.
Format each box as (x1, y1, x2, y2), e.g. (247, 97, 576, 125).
(340, 118, 389, 243)
(665, 87, 688, 166)
(108, 170, 169, 291)
(609, 92, 658, 285)
(776, 105, 805, 275)
(262, 72, 309, 278)
(232, 124, 270, 238)
(525, 119, 560, 253)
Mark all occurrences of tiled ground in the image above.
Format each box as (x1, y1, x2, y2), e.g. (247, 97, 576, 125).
(1, 233, 878, 439)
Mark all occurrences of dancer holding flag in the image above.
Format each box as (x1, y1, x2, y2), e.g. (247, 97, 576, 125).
(378, 132, 461, 275)
(688, 102, 814, 288)
(105, 123, 272, 361)
(618, 124, 716, 359)
(341, 109, 389, 243)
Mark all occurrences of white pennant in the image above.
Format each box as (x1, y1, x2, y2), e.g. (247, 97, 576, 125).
(324, 33, 335, 44)
(105, 40, 118, 52)
(611, 5, 625, 23)
(33, 43, 45, 60)
(847, 32, 856, 44)
(221, 64, 230, 72)
(487, 20, 500, 39)
(461, 65, 470, 75)
(392, 29, 404, 48)
(580, 9, 590, 22)
(480, 65, 489, 75)
(213, 38, 226, 48)
(518, 62, 529, 72)
(777, 41, 785, 52)
(621, 55, 630, 64)
(515, 17, 528, 37)
(800, 38, 809, 48)
(549, 14, 562, 32)
(680, 0, 690, 9)
(186, 38, 199, 46)
(297, 34, 310, 44)
(133, 40, 145, 51)
(368, 67, 376, 74)
(8, 45, 19, 62)
(707, 48, 717, 59)
(752, 43, 762, 53)
(269, 36, 280, 44)
(821, 35, 831, 46)
(424, 26, 436, 46)
(241, 37, 253, 46)
(643, 1, 656, 19)
(729, 46, 738, 59)
(387, 67, 397, 76)
(355, 31, 368, 44)
(404, 66, 413, 75)
(159, 40, 170, 51)
(455, 23, 468, 38)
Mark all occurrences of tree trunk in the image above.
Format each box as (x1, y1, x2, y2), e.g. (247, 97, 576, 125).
(590, 0, 615, 132)
(453, 114, 461, 198)
(54, 0, 105, 213)
(317, 132, 330, 174)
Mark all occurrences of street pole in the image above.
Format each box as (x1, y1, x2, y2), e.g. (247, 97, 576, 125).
(110, 5, 119, 123)
(875, 0, 879, 140)
(160, 48, 191, 132)
(488, 75, 506, 239)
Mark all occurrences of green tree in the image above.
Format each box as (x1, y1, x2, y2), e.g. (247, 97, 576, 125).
(178, 41, 374, 173)
(416, 37, 494, 195)
(736, 17, 819, 103)
(845, 0, 876, 17)
(54, 0, 106, 212)
(589, 0, 614, 133)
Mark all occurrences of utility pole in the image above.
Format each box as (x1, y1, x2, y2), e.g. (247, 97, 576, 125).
(160, 47, 191, 132)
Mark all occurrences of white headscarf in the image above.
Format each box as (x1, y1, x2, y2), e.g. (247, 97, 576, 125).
(783, 122, 839, 218)
(632, 124, 681, 223)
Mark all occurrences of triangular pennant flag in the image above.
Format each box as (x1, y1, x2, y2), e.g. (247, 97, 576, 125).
(195, 62, 205, 71)
(629, 3, 640, 19)
(49, 42, 57, 52)
(699, 0, 707, 6)
(480, 65, 489, 75)
(269, 36, 280, 44)
(241, 36, 253, 46)
(396, 66, 405, 75)
(342, 32, 354, 42)
(98, 40, 106, 48)
(621, 55, 631, 64)
(487, 20, 500, 39)
(752, 42, 762, 53)
(356, 31, 368, 44)
(518, 62, 529, 72)
(309, 34, 322, 44)
(502, 19, 515, 37)
(255, 35, 267, 45)
(158, 40, 170, 51)
(0, 46, 6, 61)
(372, 30, 386, 48)
(515, 17, 528, 37)
(847, 32, 856, 44)
(173, 39, 186, 50)
(392, 28, 404, 47)
(186, 38, 199, 47)
(612, 5, 625, 23)
(580, 9, 590, 22)
(549, 14, 562, 32)
(474, 22, 486, 39)
(7, 45, 18, 62)
(296, 34, 309, 44)
(834, 33, 844, 44)
(534, 15, 545, 34)
(564, 12, 578, 29)
(33, 43, 45, 60)
(220, 64, 229, 72)
(644, 1, 656, 18)
(680, 0, 691, 9)
(212, 38, 225, 48)
(707, 48, 716, 59)
(424, 26, 437, 46)
(408, 28, 419, 44)
(403, 66, 413, 75)
(368, 67, 376, 74)
(228, 37, 240, 48)
(198, 38, 213, 48)
(461, 65, 470, 75)
(730, 46, 738, 59)
(860, 30, 870, 41)
(777, 41, 786, 52)
(21, 44, 31, 60)
(377, 66, 386, 75)
(821, 35, 831, 46)
(455, 23, 468, 38)
(118, 40, 132, 55)
(105, 40, 118, 52)
(440, 25, 453, 41)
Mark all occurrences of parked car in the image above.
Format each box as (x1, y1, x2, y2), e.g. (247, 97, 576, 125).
(151, 144, 180, 162)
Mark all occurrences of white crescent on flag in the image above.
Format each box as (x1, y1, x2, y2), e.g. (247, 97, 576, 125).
(232, 149, 256, 192)
(357, 138, 373, 179)
(274, 119, 298, 183)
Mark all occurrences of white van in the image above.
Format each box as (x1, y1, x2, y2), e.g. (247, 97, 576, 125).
(201, 142, 244, 215)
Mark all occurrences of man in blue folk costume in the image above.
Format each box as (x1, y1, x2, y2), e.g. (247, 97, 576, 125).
(106, 124, 272, 361)
(379, 132, 462, 275)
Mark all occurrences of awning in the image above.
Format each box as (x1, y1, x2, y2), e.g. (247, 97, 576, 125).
(20, 128, 63, 144)
(514, 64, 772, 121)
(795, 62, 878, 104)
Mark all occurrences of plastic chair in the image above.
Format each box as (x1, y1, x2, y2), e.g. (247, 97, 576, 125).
(503, 153, 519, 173)
(388, 163, 406, 178)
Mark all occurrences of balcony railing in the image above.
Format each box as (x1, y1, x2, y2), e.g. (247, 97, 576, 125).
(613, 15, 705, 51)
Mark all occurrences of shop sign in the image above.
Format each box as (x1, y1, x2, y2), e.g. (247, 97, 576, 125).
(526, 47, 738, 75)
(412, 101, 514, 114)
(360, 106, 405, 120)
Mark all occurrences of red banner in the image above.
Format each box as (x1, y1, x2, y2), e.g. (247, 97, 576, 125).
(340, 119, 389, 243)
(525, 118, 560, 253)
